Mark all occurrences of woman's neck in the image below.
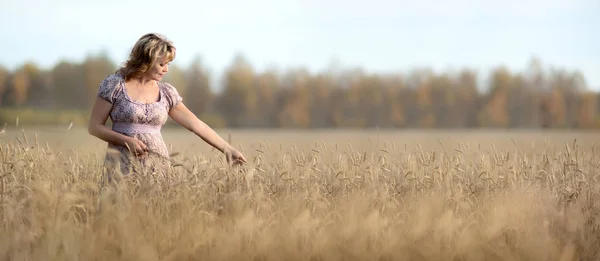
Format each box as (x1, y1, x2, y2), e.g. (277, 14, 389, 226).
(132, 76, 155, 87)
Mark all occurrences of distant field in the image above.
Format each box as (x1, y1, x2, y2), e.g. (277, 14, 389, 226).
(3, 126, 599, 156)
(1, 126, 600, 260)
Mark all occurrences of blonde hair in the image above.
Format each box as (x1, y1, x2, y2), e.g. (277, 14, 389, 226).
(117, 33, 176, 81)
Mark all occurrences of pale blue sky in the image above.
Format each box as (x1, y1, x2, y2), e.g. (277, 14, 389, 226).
(2, 0, 599, 90)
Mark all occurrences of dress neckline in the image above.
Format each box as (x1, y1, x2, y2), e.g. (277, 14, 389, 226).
(117, 73, 163, 105)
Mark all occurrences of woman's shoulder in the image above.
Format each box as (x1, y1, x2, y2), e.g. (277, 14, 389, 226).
(159, 80, 175, 89)
(159, 81, 182, 108)
(100, 73, 125, 89)
(159, 81, 180, 95)
(97, 73, 124, 103)
(103, 73, 125, 84)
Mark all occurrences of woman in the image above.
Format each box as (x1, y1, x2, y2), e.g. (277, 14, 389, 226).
(88, 33, 246, 181)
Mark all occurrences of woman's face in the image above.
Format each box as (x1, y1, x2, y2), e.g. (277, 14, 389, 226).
(146, 56, 170, 81)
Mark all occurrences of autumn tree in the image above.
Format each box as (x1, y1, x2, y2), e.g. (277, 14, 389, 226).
(411, 69, 436, 128)
(430, 72, 455, 128)
(384, 74, 408, 128)
(577, 91, 597, 128)
(455, 69, 479, 128)
(184, 56, 213, 116)
(51, 61, 86, 109)
(0, 66, 8, 106)
(10, 65, 30, 107)
(478, 67, 512, 128)
(253, 67, 279, 127)
(307, 72, 334, 128)
(218, 54, 256, 127)
(277, 68, 311, 128)
(524, 57, 546, 127)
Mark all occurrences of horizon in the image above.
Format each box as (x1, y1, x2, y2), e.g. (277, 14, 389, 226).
(2, 0, 599, 91)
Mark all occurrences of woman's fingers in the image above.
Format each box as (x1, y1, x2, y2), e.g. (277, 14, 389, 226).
(138, 140, 148, 150)
(133, 139, 147, 156)
(136, 140, 148, 154)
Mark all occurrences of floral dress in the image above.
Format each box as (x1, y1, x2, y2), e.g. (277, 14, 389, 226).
(96, 73, 182, 181)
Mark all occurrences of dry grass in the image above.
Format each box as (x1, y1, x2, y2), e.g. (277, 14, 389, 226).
(1, 127, 600, 261)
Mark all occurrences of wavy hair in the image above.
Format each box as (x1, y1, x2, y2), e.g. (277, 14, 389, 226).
(116, 33, 176, 81)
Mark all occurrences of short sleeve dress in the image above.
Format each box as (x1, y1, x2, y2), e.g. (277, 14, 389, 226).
(96, 73, 182, 180)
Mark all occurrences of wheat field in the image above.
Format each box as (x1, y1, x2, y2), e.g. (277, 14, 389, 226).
(1, 126, 600, 261)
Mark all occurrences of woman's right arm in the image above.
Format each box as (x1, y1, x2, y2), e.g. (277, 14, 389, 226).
(88, 97, 139, 150)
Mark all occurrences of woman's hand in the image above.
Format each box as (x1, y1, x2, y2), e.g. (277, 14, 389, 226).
(125, 137, 148, 156)
(224, 145, 247, 166)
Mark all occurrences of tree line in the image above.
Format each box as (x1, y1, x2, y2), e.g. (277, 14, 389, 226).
(0, 52, 598, 129)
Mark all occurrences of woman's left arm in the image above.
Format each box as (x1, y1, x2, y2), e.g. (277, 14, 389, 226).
(168, 102, 232, 154)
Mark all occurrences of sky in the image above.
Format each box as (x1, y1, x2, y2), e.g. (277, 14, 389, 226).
(1, 0, 599, 90)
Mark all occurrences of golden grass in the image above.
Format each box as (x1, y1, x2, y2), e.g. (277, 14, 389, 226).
(1, 127, 600, 261)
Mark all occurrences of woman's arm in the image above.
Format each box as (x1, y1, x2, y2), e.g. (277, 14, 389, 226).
(168, 102, 232, 153)
(88, 97, 141, 150)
